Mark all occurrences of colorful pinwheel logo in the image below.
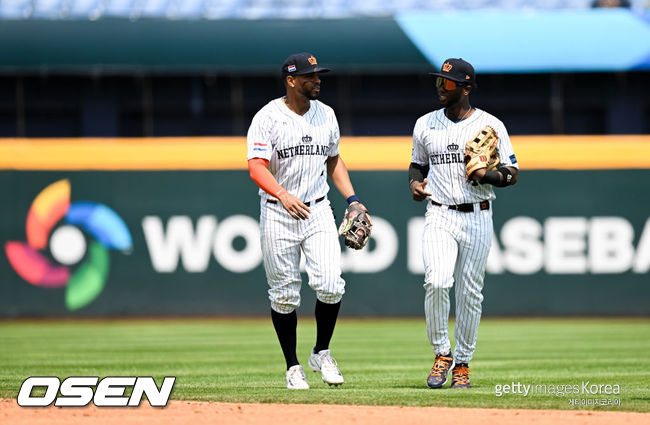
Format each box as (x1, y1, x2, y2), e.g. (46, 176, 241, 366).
(4, 179, 133, 311)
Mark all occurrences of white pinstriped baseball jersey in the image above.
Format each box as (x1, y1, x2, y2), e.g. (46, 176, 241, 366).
(247, 96, 345, 314)
(412, 107, 519, 365)
(411, 108, 519, 206)
(247, 97, 340, 203)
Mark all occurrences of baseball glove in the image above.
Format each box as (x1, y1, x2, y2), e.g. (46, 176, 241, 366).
(487, 149, 500, 170)
(465, 125, 499, 177)
(338, 202, 372, 250)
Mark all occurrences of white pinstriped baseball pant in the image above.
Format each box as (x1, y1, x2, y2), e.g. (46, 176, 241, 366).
(422, 201, 493, 363)
(260, 198, 345, 314)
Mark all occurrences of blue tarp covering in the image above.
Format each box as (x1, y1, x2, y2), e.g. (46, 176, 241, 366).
(396, 9, 650, 72)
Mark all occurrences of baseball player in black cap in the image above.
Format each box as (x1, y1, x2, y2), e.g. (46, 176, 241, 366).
(409, 58, 519, 389)
(247, 52, 370, 389)
(281, 52, 332, 77)
(429, 57, 476, 88)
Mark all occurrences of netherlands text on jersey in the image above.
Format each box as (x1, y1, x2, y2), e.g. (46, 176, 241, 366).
(277, 144, 330, 159)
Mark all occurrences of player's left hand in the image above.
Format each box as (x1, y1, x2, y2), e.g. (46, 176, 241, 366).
(465, 125, 499, 180)
(338, 202, 372, 250)
(468, 168, 486, 182)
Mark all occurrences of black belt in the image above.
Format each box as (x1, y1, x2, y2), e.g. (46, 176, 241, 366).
(430, 200, 490, 213)
(267, 196, 325, 206)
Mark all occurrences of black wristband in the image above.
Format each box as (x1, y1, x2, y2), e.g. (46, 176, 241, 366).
(409, 162, 429, 186)
(479, 170, 502, 186)
(479, 167, 514, 187)
(496, 166, 514, 187)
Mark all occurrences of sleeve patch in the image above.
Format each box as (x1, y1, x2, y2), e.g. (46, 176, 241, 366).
(509, 154, 517, 164)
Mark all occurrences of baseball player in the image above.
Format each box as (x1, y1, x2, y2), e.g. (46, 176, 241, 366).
(408, 58, 519, 389)
(247, 52, 370, 389)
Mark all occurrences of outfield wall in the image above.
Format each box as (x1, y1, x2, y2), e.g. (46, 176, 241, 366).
(1, 137, 649, 317)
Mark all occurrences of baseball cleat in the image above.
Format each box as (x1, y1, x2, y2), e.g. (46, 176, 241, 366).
(308, 349, 344, 385)
(450, 363, 471, 389)
(427, 353, 454, 389)
(286, 365, 310, 390)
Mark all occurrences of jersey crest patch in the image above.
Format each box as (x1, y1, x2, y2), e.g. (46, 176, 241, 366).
(447, 143, 459, 151)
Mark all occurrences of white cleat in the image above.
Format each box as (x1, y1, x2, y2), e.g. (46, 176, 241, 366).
(286, 365, 310, 390)
(308, 349, 344, 386)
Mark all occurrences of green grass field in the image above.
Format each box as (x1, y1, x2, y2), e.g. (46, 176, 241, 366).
(0, 318, 648, 412)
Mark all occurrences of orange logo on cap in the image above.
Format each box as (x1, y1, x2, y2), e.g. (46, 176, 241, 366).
(466, 75, 470, 79)
(308, 56, 317, 65)
(442, 62, 453, 72)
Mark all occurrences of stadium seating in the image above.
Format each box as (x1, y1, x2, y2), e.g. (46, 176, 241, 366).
(1, 0, 646, 20)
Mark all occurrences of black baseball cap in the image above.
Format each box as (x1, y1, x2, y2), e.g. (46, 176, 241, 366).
(281, 52, 331, 77)
(429, 58, 476, 85)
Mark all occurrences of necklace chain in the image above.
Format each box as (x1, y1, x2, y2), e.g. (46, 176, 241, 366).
(446, 106, 472, 122)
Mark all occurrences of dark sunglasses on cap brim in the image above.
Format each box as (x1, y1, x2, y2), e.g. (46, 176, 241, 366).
(436, 77, 467, 91)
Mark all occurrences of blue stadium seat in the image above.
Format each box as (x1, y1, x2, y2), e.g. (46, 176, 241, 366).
(203, 0, 242, 20)
(103, 0, 136, 18)
(166, 0, 204, 19)
(66, 0, 102, 19)
(140, 0, 170, 18)
(0, 0, 32, 18)
(31, 0, 65, 18)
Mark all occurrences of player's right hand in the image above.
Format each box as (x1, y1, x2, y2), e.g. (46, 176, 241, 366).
(278, 191, 311, 220)
(410, 178, 432, 202)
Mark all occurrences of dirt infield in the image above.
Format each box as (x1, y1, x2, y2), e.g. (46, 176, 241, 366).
(2, 399, 648, 425)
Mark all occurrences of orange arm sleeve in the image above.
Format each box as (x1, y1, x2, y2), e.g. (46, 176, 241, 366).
(248, 158, 285, 198)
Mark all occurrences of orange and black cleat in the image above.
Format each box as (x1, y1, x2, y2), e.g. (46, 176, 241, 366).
(450, 363, 471, 389)
(426, 353, 454, 389)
